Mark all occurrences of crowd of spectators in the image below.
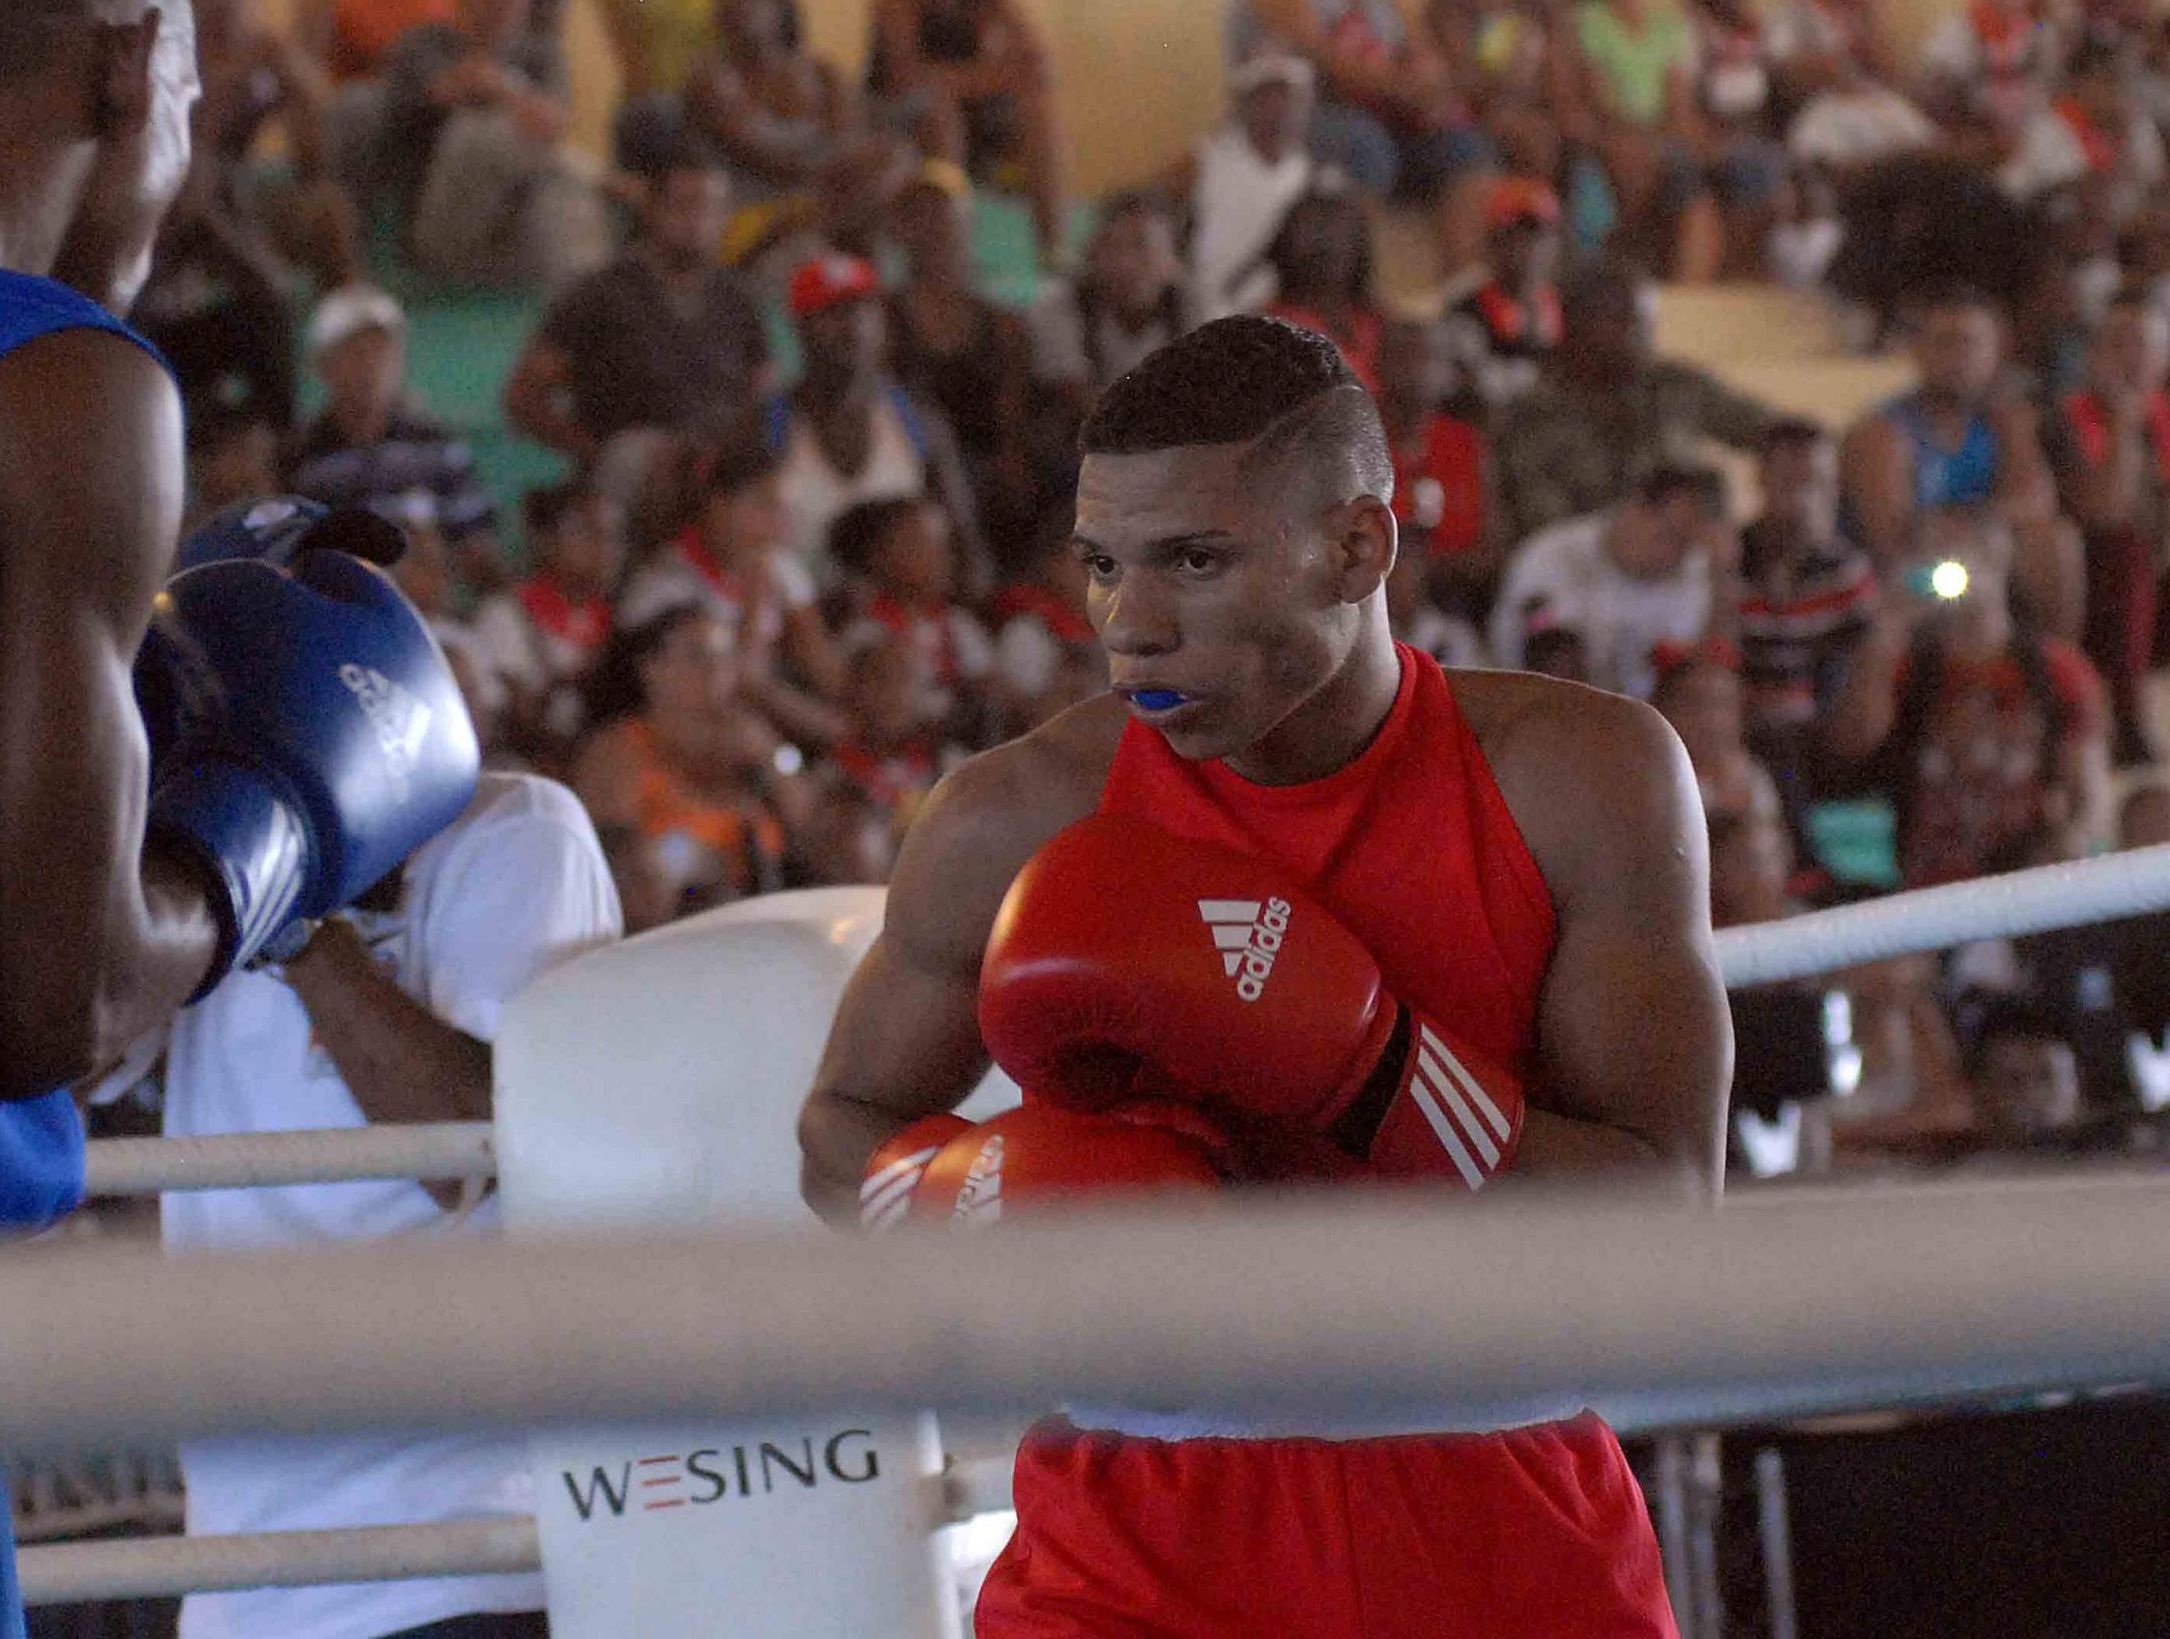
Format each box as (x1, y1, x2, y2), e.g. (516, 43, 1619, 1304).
(127, 0, 2170, 1196)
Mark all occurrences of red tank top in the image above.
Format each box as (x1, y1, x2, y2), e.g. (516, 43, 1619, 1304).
(1096, 645, 1555, 1077)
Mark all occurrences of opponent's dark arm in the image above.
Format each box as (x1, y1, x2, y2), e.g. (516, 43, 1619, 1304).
(0, 334, 218, 1100)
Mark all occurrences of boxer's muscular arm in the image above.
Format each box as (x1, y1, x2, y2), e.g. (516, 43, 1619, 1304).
(1486, 682, 1731, 1193)
(799, 724, 1106, 1223)
(0, 335, 219, 1100)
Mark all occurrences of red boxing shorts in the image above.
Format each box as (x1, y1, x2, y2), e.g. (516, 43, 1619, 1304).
(976, 1412, 1678, 1638)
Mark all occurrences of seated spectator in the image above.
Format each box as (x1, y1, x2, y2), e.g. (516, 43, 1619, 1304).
(1519, 605, 1592, 681)
(185, 410, 285, 533)
(1825, 508, 2112, 887)
(1496, 259, 1774, 541)
(1490, 463, 1728, 698)
(1964, 993, 2088, 1152)
(1730, 418, 1876, 754)
(1651, 641, 1785, 820)
(1689, 0, 1793, 275)
(470, 479, 625, 769)
(1574, 0, 1722, 279)
(1765, 162, 1844, 289)
(573, 604, 798, 912)
(867, 0, 1068, 265)
(1377, 316, 1497, 609)
(196, 0, 359, 290)
(1387, 544, 1489, 667)
(133, 176, 299, 435)
(372, 491, 507, 745)
(1443, 174, 1563, 409)
(831, 495, 997, 739)
(1762, 0, 1890, 106)
(676, 0, 858, 197)
(1917, 0, 2064, 132)
(380, 0, 611, 290)
(992, 529, 1103, 731)
(302, 0, 455, 82)
(161, 768, 617, 1639)
(503, 140, 770, 516)
(2046, 292, 2170, 764)
(887, 166, 1037, 538)
(620, 424, 850, 746)
(2000, 37, 2165, 205)
(1785, 52, 1936, 178)
(1230, 0, 1492, 203)
(1030, 191, 1196, 442)
(290, 285, 507, 595)
(1179, 50, 1323, 320)
(827, 633, 947, 829)
(1438, 0, 1593, 187)
(1264, 189, 1385, 389)
(773, 255, 987, 584)
(1845, 283, 2084, 636)
(786, 776, 901, 887)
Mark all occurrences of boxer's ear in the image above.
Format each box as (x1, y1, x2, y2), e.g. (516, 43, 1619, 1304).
(1325, 493, 1396, 606)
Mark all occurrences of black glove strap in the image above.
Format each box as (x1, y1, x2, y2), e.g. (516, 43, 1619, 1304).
(1326, 1006, 1411, 1162)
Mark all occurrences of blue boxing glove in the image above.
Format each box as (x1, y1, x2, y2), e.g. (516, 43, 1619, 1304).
(137, 499, 408, 787)
(147, 549, 480, 993)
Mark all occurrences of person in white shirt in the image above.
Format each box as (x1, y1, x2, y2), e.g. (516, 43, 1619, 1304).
(162, 771, 622, 1639)
(1996, 39, 2165, 203)
(1786, 55, 1938, 176)
(1180, 50, 1321, 320)
(1491, 465, 1728, 699)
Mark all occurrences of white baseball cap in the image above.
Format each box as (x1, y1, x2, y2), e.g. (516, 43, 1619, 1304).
(307, 285, 407, 361)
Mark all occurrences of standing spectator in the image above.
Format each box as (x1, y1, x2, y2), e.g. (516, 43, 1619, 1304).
(1839, 281, 2082, 637)
(1263, 189, 1386, 388)
(1496, 259, 1775, 540)
(1230, 0, 1493, 202)
(1377, 316, 1497, 608)
(1574, 0, 1722, 278)
(503, 140, 770, 514)
(886, 167, 1037, 540)
(380, 0, 610, 290)
(2047, 292, 2170, 764)
(573, 605, 799, 913)
(1731, 419, 1877, 751)
(773, 254, 987, 584)
(1443, 173, 1564, 408)
(867, 0, 1069, 266)
(289, 285, 506, 594)
(1825, 508, 2112, 887)
(620, 425, 850, 747)
(1030, 192, 1195, 434)
(1690, 0, 1792, 275)
(162, 768, 620, 1639)
(1490, 464, 1729, 697)
(1179, 51, 1322, 320)
(470, 479, 625, 769)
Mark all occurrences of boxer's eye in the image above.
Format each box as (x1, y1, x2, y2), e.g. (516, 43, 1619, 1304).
(1083, 553, 1119, 582)
(1176, 548, 1222, 576)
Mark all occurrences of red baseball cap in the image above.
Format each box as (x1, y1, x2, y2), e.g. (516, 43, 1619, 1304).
(789, 254, 882, 317)
(1485, 176, 1562, 231)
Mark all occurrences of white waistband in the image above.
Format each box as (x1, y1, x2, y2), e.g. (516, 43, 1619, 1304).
(1058, 1400, 1594, 1443)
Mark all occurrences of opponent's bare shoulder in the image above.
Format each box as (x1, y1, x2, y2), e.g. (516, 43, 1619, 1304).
(1446, 668, 1701, 904)
(0, 326, 183, 597)
(882, 691, 1126, 975)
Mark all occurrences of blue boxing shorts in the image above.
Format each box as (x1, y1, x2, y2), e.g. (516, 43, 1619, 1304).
(1, 1089, 89, 1639)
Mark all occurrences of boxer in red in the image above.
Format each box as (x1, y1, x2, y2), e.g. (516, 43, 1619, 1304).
(799, 315, 1731, 1636)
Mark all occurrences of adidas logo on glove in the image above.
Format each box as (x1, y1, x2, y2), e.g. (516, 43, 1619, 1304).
(1198, 897, 1292, 1002)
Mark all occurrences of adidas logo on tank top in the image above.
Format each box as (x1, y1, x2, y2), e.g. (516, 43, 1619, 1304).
(1198, 897, 1292, 1002)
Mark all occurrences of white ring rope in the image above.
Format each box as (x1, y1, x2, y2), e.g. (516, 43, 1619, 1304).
(75, 847, 2170, 1198)
(3, 1176, 2167, 1457)
(82, 1124, 496, 1197)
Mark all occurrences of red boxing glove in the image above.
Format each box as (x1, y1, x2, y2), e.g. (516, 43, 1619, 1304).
(860, 1104, 1220, 1232)
(979, 816, 1522, 1189)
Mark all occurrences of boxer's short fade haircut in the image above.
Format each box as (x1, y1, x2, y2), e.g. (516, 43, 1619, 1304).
(1082, 315, 1395, 509)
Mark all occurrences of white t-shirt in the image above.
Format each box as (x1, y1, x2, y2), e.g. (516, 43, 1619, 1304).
(1787, 86, 1937, 169)
(1490, 511, 1713, 699)
(617, 542, 819, 649)
(1189, 125, 1316, 320)
(775, 395, 927, 578)
(164, 772, 622, 1639)
(1998, 105, 2166, 200)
